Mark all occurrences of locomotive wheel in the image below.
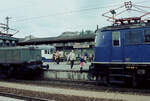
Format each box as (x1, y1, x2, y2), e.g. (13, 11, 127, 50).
(132, 76, 138, 87)
(0, 67, 8, 79)
(87, 73, 95, 81)
(102, 76, 109, 85)
(96, 75, 101, 85)
(7, 67, 14, 78)
(100, 76, 110, 86)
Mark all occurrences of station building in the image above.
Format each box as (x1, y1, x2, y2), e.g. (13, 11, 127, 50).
(18, 33, 96, 60)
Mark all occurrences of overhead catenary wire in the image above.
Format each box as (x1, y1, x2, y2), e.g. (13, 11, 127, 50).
(12, 4, 120, 23)
(12, 0, 150, 23)
(17, 1, 149, 23)
(6, 0, 150, 37)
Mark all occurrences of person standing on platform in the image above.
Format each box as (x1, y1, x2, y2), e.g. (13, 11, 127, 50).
(68, 50, 76, 69)
(55, 51, 60, 64)
(84, 51, 88, 63)
(80, 56, 85, 73)
(53, 52, 56, 64)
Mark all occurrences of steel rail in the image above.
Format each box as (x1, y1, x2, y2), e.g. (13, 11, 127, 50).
(0, 92, 50, 101)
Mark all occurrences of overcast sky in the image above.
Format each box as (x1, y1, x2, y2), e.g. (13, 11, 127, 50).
(0, 0, 148, 38)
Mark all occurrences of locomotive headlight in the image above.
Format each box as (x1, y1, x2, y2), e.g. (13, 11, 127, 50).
(137, 69, 145, 75)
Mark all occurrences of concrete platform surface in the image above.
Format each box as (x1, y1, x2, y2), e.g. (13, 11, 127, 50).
(44, 62, 90, 71)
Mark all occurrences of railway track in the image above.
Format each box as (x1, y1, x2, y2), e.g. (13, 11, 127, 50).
(0, 79, 150, 101)
(2, 79, 150, 96)
(0, 92, 50, 101)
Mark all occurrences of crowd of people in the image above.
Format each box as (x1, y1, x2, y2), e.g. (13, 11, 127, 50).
(52, 50, 94, 71)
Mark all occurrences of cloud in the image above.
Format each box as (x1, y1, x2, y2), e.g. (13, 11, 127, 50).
(0, 0, 150, 38)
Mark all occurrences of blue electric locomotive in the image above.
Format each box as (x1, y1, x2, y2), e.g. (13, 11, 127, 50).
(90, 19, 150, 86)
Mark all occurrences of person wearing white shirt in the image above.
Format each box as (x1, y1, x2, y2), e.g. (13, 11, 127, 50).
(68, 50, 76, 69)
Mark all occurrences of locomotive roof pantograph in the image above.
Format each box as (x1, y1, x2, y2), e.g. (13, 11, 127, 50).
(102, 1, 150, 26)
(0, 17, 19, 47)
(0, 17, 19, 37)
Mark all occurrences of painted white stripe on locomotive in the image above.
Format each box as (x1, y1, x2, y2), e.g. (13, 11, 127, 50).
(92, 62, 150, 65)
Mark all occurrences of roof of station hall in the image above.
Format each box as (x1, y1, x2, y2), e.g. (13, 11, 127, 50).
(18, 33, 96, 45)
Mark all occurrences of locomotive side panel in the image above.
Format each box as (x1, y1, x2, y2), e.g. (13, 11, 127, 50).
(20, 49, 41, 63)
(124, 29, 143, 62)
(0, 47, 41, 64)
(123, 28, 150, 62)
(94, 27, 150, 63)
(6, 49, 20, 63)
(0, 49, 20, 64)
(94, 30, 112, 62)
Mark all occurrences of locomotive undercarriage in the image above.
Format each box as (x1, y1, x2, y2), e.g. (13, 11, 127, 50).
(89, 63, 150, 87)
(0, 61, 47, 79)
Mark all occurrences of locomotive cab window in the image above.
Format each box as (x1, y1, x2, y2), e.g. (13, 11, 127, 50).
(47, 50, 50, 54)
(112, 31, 120, 46)
(44, 50, 47, 54)
(144, 30, 150, 43)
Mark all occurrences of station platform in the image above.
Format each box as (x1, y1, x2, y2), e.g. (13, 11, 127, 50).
(43, 62, 90, 71)
(43, 62, 91, 81)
